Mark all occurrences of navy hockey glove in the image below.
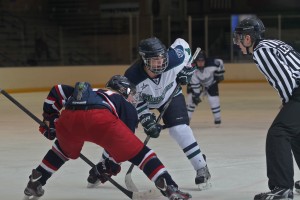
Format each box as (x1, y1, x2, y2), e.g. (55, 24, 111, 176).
(39, 112, 59, 140)
(176, 66, 196, 85)
(139, 113, 162, 138)
(192, 93, 201, 105)
(214, 75, 224, 83)
(88, 158, 121, 184)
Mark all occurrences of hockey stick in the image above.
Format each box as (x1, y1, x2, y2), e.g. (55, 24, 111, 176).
(125, 47, 202, 192)
(0, 89, 159, 200)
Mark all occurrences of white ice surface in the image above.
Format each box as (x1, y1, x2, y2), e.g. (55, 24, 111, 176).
(1, 83, 299, 200)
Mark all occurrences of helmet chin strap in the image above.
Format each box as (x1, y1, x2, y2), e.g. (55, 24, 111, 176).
(246, 47, 252, 55)
(241, 41, 254, 55)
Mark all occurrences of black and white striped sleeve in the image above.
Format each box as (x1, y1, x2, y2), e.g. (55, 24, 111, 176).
(253, 43, 299, 103)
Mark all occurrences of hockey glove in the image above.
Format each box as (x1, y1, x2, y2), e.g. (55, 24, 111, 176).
(90, 158, 121, 184)
(139, 113, 162, 138)
(192, 93, 201, 105)
(39, 112, 59, 140)
(186, 83, 193, 94)
(214, 75, 224, 83)
(176, 66, 196, 85)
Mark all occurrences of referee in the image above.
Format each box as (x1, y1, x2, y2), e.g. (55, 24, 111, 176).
(233, 17, 300, 200)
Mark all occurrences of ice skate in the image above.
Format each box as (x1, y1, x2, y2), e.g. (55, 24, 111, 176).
(195, 165, 211, 190)
(87, 159, 120, 188)
(23, 169, 44, 200)
(254, 187, 293, 200)
(214, 119, 221, 127)
(87, 170, 101, 188)
(155, 177, 192, 200)
(294, 180, 300, 194)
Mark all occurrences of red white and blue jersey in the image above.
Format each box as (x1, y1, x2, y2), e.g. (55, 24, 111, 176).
(43, 85, 138, 132)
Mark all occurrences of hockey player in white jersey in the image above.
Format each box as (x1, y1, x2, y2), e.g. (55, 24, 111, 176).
(186, 51, 225, 126)
(124, 37, 211, 190)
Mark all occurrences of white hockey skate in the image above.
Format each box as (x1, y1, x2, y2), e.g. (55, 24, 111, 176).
(195, 165, 212, 190)
(23, 169, 44, 200)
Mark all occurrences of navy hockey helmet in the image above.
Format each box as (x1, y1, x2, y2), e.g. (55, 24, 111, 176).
(106, 75, 136, 98)
(195, 51, 206, 61)
(233, 17, 265, 45)
(138, 37, 168, 75)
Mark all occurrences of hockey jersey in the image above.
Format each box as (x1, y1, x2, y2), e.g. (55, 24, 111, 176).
(125, 38, 192, 118)
(190, 58, 225, 94)
(43, 85, 138, 132)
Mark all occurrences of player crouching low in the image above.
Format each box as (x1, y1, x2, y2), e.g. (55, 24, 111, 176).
(23, 75, 191, 200)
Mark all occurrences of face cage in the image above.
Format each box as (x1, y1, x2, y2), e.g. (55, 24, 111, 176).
(143, 55, 169, 75)
(126, 89, 139, 107)
(233, 32, 245, 45)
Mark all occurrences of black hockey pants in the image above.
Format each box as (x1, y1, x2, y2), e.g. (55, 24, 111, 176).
(267, 87, 300, 190)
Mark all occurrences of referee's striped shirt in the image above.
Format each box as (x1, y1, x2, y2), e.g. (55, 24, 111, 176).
(253, 39, 300, 103)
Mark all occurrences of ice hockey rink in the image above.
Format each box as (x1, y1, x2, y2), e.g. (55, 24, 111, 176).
(1, 82, 300, 200)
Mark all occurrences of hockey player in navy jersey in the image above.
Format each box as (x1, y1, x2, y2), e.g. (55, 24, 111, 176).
(124, 37, 211, 190)
(186, 51, 225, 126)
(23, 75, 192, 200)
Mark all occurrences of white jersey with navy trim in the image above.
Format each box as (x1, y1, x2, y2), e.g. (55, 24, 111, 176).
(190, 58, 225, 93)
(125, 38, 192, 118)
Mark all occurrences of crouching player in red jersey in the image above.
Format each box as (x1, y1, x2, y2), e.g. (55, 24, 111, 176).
(23, 75, 191, 200)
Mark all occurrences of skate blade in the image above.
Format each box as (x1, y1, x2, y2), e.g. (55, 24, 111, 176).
(215, 124, 221, 128)
(197, 180, 212, 191)
(23, 195, 40, 200)
(87, 181, 101, 188)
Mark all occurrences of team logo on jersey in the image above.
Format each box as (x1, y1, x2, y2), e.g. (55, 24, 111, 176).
(140, 82, 174, 104)
(174, 47, 184, 59)
(141, 83, 149, 90)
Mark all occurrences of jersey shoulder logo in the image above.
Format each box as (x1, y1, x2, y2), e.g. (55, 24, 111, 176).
(174, 47, 184, 59)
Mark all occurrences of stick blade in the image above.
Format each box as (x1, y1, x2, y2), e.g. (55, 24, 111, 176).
(132, 188, 162, 200)
(125, 172, 139, 192)
(22, 195, 40, 200)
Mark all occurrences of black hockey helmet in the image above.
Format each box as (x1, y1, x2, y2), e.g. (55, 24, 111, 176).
(195, 51, 206, 61)
(233, 17, 265, 45)
(106, 75, 136, 98)
(138, 37, 168, 74)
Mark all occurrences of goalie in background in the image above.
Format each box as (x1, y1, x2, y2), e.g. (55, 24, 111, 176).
(186, 51, 225, 126)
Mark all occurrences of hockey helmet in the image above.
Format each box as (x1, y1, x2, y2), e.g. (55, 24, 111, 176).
(233, 17, 265, 45)
(106, 75, 136, 98)
(195, 51, 206, 61)
(138, 37, 168, 75)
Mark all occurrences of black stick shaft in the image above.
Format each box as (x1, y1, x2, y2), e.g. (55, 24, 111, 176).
(79, 153, 133, 198)
(125, 47, 201, 178)
(126, 83, 180, 175)
(0, 89, 45, 126)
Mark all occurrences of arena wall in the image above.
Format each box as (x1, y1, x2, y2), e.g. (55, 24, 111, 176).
(0, 63, 266, 93)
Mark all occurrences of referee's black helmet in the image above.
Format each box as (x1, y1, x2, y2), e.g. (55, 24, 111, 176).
(233, 17, 265, 44)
